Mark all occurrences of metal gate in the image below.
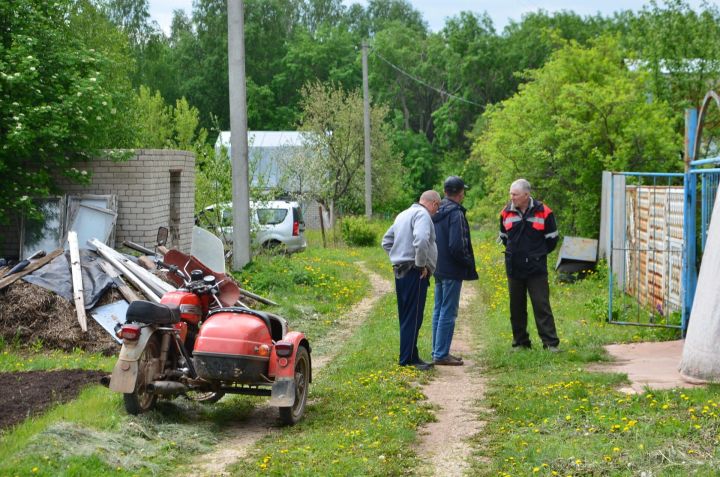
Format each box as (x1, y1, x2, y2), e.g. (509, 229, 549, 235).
(607, 91, 720, 335)
(607, 173, 685, 329)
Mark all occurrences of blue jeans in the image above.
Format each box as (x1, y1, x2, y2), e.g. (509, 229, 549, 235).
(431, 278, 463, 360)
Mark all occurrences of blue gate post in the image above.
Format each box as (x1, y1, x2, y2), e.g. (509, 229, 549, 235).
(682, 108, 698, 335)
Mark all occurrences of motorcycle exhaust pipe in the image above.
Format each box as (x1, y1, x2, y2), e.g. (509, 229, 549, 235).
(147, 381, 188, 395)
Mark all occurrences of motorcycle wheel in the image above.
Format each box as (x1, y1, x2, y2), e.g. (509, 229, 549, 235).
(185, 390, 225, 404)
(279, 346, 310, 425)
(123, 336, 160, 415)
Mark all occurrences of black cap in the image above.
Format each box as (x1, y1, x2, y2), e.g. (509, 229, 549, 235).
(444, 176, 469, 194)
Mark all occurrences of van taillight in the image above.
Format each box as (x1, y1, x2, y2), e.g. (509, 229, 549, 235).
(119, 324, 141, 341)
(292, 220, 299, 236)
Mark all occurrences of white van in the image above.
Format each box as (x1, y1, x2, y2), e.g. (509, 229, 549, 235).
(196, 200, 307, 253)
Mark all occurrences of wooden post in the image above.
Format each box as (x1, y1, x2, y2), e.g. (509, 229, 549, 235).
(68, 231, 88, 332)
(319, 205, 327, 248)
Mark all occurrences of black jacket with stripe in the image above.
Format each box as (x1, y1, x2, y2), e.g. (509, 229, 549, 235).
(499, 198, 559, 279)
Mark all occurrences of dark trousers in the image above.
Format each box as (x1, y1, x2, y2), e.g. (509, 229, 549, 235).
(395, 267, 429, 365)
(508, 274, 559, 348)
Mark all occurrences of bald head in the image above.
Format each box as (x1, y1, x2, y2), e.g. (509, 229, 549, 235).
(419, 190, 441, 216)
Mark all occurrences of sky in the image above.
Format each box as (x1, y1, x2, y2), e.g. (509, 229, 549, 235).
(147, 0, 707, 36)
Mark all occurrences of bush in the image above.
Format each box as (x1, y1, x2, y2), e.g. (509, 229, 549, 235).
(340, 216, 377, 247)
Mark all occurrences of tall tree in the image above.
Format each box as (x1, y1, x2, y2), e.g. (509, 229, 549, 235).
(622, 0, 720, 112)
(470, 36, 680, 235)
(102, 0, 153, 47)
(296, 82, 403, 221)
(0, 0, 136, 222)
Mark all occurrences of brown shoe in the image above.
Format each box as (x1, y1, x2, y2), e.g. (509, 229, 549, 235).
(433, 356, 463, 366)
(448, 353, 464, 363)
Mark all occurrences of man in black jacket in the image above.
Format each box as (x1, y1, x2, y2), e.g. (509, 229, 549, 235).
(499, 178, 560, 351)
(431, 176, 478, 365)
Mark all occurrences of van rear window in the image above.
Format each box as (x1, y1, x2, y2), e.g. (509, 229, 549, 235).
(257, 208, 287, 225)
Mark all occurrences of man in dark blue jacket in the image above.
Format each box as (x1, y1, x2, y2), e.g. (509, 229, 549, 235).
(431, 176, 479, 365)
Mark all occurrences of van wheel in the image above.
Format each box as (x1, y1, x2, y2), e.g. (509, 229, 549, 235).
(263, 240, 287, 254)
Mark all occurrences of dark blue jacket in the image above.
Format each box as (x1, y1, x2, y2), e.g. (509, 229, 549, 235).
(432, 198, 478, 281)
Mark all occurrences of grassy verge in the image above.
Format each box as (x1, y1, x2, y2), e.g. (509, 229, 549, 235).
(468, 235, 720, 476)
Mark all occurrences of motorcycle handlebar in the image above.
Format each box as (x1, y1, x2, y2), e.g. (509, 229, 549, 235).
(155, 261, 189, 282)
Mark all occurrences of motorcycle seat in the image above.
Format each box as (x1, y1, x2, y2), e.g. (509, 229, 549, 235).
(126, 300, 181, 325)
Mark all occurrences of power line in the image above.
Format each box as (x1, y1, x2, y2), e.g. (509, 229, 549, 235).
(370, 48, 484, 108)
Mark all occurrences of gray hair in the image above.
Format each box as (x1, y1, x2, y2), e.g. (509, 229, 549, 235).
(510, 178, 531, 193)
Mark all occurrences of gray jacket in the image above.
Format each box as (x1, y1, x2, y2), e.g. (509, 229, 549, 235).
(382, 203, 437, 274)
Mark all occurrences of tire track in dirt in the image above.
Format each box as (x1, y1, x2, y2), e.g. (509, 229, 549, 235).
(184, 262, 392, 477)
(417, 283, 488, 477)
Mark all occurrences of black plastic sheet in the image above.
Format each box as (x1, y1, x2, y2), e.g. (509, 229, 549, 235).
(22, 250, 114, 309)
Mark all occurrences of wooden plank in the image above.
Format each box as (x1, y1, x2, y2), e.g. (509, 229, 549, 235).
(0, 248, 64, 290)
(98, 259, 141, 303)
(68, 231, 88, 332)
(91, 239, 161, 302)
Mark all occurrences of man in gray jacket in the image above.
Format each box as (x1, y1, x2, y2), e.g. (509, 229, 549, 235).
(382, 190, 441, 371)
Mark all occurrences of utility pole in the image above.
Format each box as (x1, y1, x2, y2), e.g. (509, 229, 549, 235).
(362, 41, 372, 219)
(228, 0, 251, 269)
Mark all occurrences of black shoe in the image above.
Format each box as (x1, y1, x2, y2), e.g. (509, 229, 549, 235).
(433, 356, 463, 366)
(411, 358, 432, 366)
(412, 362, 434, 371)
(511, 345, 531, 352)
(400, 360, 434, 371)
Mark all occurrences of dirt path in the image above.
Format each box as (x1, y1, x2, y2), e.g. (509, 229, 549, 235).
(184, 263, 392, 477)
(417, 283, 488, 477)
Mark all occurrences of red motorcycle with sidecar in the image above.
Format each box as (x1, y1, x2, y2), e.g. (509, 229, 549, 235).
(106, 249, 311, 425)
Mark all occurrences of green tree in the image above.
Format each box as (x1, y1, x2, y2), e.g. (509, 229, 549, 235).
(622, 0, 720, 122)
(0, 0, 136, 222)
(101, 0, 153, 48)
(296, 82, 404, 222)
(469, 36, 681, 236)
(132, 86, 207, 150)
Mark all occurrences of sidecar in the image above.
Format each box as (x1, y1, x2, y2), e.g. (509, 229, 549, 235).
(191, 307, 312, 425)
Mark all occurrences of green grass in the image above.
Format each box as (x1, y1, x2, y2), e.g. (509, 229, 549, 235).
(6, 224, 719, 476)
(227, 293, 435, 476)
(468, 237, 720, 477)
(0, 346, 116, 373)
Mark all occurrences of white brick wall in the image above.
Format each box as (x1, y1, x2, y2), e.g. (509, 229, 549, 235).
(0, 150, 196, 259)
